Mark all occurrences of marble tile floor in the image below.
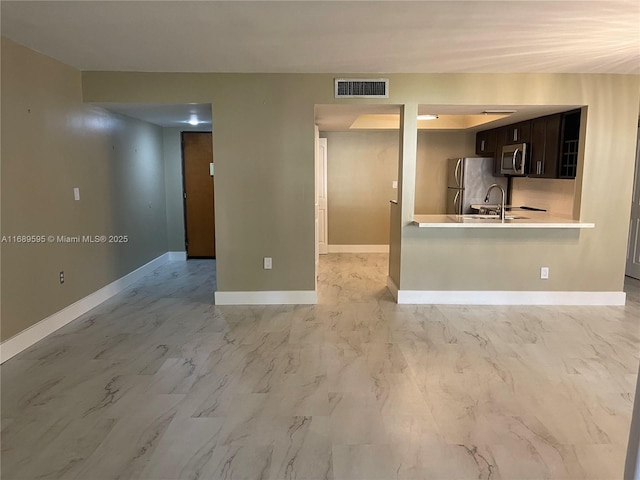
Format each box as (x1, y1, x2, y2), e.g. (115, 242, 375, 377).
(1, 254, 639, 480)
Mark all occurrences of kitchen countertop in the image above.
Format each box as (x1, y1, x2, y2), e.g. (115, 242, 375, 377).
(412, 213, 595, 228)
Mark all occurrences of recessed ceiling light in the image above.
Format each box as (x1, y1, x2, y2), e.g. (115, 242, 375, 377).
(417, 114, 439, 120)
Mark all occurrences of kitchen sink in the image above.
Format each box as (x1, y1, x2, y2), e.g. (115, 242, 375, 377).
(461, 214, 528, 220)
(461, 215, 500, 219)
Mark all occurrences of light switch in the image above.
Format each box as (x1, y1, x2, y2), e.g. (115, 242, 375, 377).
(210, 163, 214, 176)
(73, 187, 80, 201)
(392, 181, 398, 189)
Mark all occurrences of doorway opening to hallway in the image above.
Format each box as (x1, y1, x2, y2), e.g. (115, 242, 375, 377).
(314, 104, 401, 302)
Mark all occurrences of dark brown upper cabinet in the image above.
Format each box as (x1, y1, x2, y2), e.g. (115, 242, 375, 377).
(475, 108, 582, 179)
(559, 109, 581, 179)
(529, 114, 561, 178)
(475, 128, 498, 156)
(506, 121, 531, 144)
(493, 127, 507, 176)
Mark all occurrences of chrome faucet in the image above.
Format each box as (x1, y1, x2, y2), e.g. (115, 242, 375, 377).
(484, 183, 506, 221)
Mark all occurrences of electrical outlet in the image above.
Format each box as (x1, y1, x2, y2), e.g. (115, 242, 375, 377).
(540, 267, 549, 279)
(59, 271, 65, 284)
(263, 257, 272, 270)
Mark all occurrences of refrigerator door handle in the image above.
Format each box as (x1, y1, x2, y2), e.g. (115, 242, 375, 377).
(453, 190, 461, 214)
(512, 148, 519, 173)
(454, 159, 461, 187)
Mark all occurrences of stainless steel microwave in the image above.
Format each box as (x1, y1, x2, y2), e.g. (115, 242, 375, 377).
(500, 143, 527, 176)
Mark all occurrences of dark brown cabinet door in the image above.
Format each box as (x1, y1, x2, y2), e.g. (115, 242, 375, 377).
(475, 129, 497, 156)
(530, 118, 546, 175)
(529, 114, 561, 178)
(545, 115, 561, 175)
(493, 127, 508, 175)
(506, 121, 531, 144)
(182, 132, 215, 258)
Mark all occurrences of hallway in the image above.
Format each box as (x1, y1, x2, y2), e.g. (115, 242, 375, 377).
(1, 255, 639, 479)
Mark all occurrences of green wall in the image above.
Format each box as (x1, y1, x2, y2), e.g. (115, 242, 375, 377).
(162, 128, 186, 252)
(1, 37, 169, 341)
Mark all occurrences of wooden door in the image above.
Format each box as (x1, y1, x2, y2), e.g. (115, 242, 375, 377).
(182, 132, 215, 258)
(627, 125, 640, 280)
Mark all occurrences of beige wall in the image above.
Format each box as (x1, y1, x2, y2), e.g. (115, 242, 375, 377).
(511, 177, 575, 219)
(80, 71, 640, 295)
(324, 131, 398, 245)
(1, 38, 169, 341)
(415, 131, 476, 214)
(388, 201, 401, 287)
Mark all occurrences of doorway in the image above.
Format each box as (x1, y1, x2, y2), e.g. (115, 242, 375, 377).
(314, 104, 401, 303)
(182, 131, 215, 258)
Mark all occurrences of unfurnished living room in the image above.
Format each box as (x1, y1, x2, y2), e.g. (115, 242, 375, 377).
(1, 1, 640, 479)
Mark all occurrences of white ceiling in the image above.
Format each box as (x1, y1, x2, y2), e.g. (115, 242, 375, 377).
(1, 1, 639, 74)
(3, 1, 636, 128)
(97, 103, 213, 128)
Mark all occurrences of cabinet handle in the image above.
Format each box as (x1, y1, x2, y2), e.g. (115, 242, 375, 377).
(537, 161, 542, 175)
(513, 129, 518, 142)
(481, 140, 485, 151)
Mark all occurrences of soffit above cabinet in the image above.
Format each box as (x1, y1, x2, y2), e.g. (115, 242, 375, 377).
(315, 104, 581, 132)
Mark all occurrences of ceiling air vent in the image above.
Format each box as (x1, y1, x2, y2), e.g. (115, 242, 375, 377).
(335, 78, 389, 98)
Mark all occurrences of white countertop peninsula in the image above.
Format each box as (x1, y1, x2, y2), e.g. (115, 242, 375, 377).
(412, 213, 595, 229)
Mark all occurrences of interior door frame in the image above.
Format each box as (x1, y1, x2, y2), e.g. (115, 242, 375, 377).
(314, 125, 330, 291)
(626, 123, 640, 279)
(181, 130, 215, 259)
(318, 137, 328, 255)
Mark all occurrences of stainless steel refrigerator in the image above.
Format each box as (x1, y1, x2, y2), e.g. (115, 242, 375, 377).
(446, 157, 508, 214)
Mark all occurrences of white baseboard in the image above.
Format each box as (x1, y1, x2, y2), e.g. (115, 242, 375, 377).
(395, 289, 626, 306)
(328, 245, 389, 253)
(1, 252, 175, 363)
(168, 251, 187, 261)
(215, 290, 318, 305)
